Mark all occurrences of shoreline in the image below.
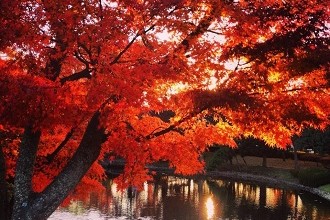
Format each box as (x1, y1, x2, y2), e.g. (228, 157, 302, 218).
(105, 157, 330, 202)
(202, 170, 330, 202)
(151, 167, 330, 201)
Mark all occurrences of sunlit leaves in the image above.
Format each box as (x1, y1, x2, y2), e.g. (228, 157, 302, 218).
(0, 0, 329, 194)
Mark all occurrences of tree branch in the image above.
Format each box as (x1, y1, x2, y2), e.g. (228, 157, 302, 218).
(46, 127, 76, 164)
(98, 0, 103, 20)
(74, 50, 90, 66)
(110, 25, 155, 65)
(60, 68, 92, 85)
(144, 110, 202, 140)
(109, 6, 180, 66)
(27, 111, 107, 220)
(248, 84, 328, 96)
(61, 20, 157, 84)
(224, 18, 322, 61)
(174, 3, 222, 54)
(207, 29, 223, 35)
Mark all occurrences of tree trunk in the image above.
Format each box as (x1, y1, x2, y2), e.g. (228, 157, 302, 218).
(293, 145, 299, 170)
(262, 154, 267, 167)
(282, 150, 286, 162)
(241, 156, 247, 165)
(12, 126, 41, 220)
(12, 111, 107, 220)
(0, 139, 10, 220)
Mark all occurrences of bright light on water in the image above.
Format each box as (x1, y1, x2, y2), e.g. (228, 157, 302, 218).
(205, 196, 215, 219)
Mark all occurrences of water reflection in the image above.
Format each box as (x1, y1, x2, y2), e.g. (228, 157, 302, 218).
(205, 197, 214, 219)
(50, 176, 330, 220)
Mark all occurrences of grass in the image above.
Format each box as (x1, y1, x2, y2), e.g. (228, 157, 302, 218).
(293, 168, 330, 187)
(318, 184, 330, 193)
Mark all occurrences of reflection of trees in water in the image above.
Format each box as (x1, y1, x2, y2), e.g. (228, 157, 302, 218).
(87, 192, 99, 209)
(206, 180, 236, 218)
(298, 193, 330, 220)
(207, 181, 297, 219)
(159, 176, 200, 220)
(67, 201, 86, 215)
(139, 182, 162, 219)
(57, 177, 330, 220)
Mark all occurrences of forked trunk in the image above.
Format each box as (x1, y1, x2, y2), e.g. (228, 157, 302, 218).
(12, 111, 106, 220)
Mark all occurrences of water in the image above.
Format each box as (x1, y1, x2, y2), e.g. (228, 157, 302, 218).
(49, 176, 330, 220)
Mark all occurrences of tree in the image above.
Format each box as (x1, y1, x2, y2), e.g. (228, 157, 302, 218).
(236, 137, 272, 167)
(0, 0, 329, 219)
(293, 126, 330, 154)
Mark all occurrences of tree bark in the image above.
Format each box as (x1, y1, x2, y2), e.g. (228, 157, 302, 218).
(262, 154, 267, 167)
(241, 155, 247, 165)
(0, 138, 9, 220)
(20, 111, 106, 220)
(12, 127, 41, 220)
(293, 145, 299, 170)
(282, 150, 286, 162)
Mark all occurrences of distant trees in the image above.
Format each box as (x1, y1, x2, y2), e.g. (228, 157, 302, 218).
(208, 127, 330, 171)
(236, 137, 277, 167)
(207, 137, 288, 169)
(293, 127, 330, 154)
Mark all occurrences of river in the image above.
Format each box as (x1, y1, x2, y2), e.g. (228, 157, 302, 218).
(49, 176, 330, 220)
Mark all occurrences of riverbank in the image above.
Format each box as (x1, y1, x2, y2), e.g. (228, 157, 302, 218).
(103, 155, 330, 201)
(204, 170, 330, 201)
(201, 155, 330, 202)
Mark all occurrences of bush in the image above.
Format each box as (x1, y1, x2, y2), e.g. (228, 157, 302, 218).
(206, 147, 233, 171)
(290, 169, 299, 178)
(298, 153, 320, 162)
(296, 168, 330, 187)
(320, 156, 330, 169)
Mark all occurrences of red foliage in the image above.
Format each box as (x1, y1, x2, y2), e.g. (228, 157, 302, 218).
(0, 0, 329, 196)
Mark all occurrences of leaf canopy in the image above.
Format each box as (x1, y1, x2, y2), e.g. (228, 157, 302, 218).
(0, 0, 329, 189)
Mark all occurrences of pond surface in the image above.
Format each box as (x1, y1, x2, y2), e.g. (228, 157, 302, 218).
(49, 176, 330, 220)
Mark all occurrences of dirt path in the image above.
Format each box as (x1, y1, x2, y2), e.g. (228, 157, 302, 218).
(233, 155, 321, 169)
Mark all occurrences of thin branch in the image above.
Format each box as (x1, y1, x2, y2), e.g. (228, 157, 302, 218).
(46, 127, 76, 163)
(207, 29, 223, 35)
(109, 6, 179, 66)
(175, 2, 221, 54)
(110, 33, 140, 65)
(98, 0, 104, 20)
(110, 25, 155, 65)
(144, 110, 202, 140)
(248, 85, 328, 96)
(78, 42, 92, 57)
(74, 50, 90, 66)
(147, 126, 168, 136)
(60, 68, 92, 85)
(98, 94, 121, 111)
(59, 7, 178, 84)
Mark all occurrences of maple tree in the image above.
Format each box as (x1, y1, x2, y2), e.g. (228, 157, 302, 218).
(0, 0, 329, 219)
